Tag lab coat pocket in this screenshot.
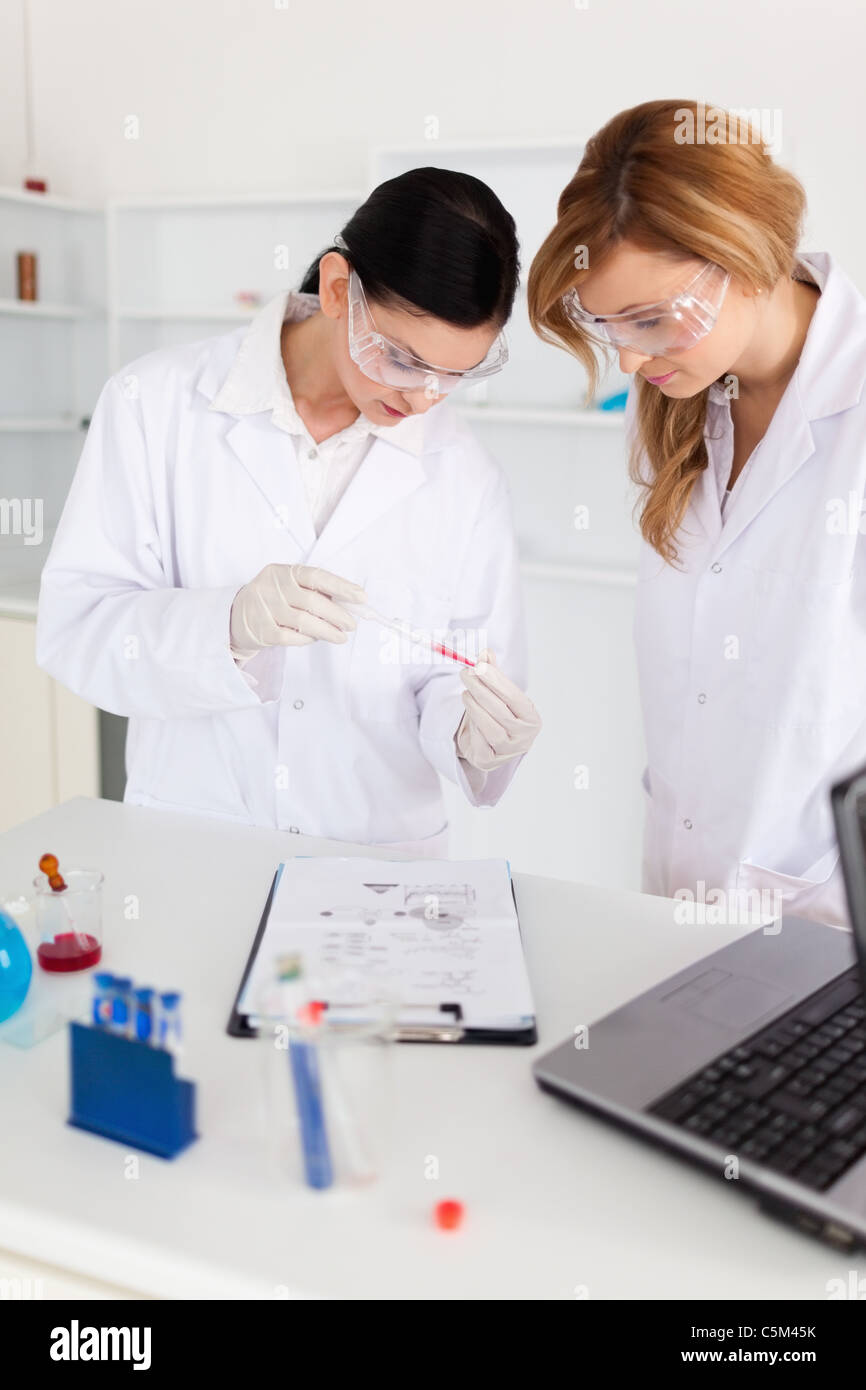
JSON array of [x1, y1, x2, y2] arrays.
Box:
[[736, 844, 841, 922]]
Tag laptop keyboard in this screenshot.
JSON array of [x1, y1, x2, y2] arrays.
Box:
[[649, 968, 866, 1191]]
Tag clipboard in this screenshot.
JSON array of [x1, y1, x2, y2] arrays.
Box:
[[227, 861, 537, 1045]]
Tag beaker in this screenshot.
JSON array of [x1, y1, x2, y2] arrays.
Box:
[[33, 868, 104, 972]]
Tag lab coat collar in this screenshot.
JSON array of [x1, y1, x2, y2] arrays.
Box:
[[706, 252, 866, 421], [201, 288, 428, 458], [219, 412, 429, 560], [306, 435, 429, 568], [195, 289, 464, 557], [221, 410, 316, 553], [702, 252, 866, 564]]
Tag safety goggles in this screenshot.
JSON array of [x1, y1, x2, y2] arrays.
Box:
[[335, 234, 508, 395], [562, 260, 731, 357]]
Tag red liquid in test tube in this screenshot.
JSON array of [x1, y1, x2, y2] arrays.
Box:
[[355, 606, 477, 667], [431, 642, 476, 668]]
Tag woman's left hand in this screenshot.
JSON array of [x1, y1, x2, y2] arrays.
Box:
[[455, 650, 541, 772]]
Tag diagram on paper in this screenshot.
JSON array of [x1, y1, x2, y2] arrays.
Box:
[[238, 858, 533, 1028]]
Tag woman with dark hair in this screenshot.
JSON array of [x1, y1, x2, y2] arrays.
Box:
[[37, 168, 541, 852]]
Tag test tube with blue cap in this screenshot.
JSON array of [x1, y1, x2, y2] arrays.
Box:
[[110, 977, 133, 1037], [134, 987, 156, 1043], [158, 991, 183, 1055], [92, 972, 115, 1029], [90, 972, 183, 1052]]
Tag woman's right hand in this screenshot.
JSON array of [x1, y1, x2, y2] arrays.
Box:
[[229, 563, 367, 661]]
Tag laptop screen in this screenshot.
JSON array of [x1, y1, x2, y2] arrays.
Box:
[[831, 766, 866, 975]]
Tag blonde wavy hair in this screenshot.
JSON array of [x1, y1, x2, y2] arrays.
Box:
[[527, 99, 807, 564]]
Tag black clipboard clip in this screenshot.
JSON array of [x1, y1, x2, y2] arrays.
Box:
[[313, 1000, 465, 1043], [388, 1002, 465, 1043]]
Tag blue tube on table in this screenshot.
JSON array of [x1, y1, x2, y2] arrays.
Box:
[[110, 977, 133, 1036], [134, 987, 155, 1043], [289, 1039, 333, 1190], [92, 972, 115, 1029], [158, 991, 183, 1054]]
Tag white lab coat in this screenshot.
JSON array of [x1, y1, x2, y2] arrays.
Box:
[[632, 251, 866, 929], [36, 323, 527, 853]]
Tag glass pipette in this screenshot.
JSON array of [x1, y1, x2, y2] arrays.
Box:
[[351, 604, 478, 668]]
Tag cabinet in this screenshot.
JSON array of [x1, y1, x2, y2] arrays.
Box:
[[0, 615, 98, 832]]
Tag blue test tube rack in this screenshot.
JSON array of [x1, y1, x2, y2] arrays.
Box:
[[67, 1021, 198, 1159]]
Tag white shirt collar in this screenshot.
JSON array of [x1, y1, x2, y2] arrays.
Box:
[[208, 289, 427, 456]]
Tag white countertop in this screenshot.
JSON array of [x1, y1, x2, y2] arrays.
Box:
[[0, 796, 853, 1299]]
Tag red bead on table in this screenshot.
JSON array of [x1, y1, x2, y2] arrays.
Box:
[[434, 1199, 464, 1231]]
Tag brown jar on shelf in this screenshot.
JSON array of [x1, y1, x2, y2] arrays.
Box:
[[17, 251, 38, 302]]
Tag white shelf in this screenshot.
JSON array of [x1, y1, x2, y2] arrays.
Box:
[[371, 134, 582, 159], [0, 415, 84, 432], [0, 298, 103, 320], [0, 525, 56, 618], [0, 586, 39, 619], [521, 559, 638, 588], [0, 186, 101, 214], [457, 404, 625, 428], [109, 191, 364, 210], [118, 305, 257, 322]]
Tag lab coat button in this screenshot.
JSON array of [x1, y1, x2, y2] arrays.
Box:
[[308, 448, 318, 460], [698, 692, 707, 704], [293, 699, 304, 710], [711, 562, 722, 573], [289, 826, 300, 834], [683, 819, 693, 830]]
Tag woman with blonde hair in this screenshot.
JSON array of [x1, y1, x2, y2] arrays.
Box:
[[529, 98, 866, 927]]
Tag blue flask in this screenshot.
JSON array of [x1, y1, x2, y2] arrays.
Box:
[[0, 908, 32, 1023]]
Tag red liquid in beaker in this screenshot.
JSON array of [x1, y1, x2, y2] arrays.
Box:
[[37, 932, 101, 972]]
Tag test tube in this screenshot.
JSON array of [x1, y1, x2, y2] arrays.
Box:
[[110, 976, 133, 1037], [92, 972, 115, 1029], [158, 991, 183, 1055], [351, 604, 477, 668], [133, 986, 155, 1044]]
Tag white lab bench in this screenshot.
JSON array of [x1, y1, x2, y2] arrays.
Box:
[[0, 797, 853, 1300]]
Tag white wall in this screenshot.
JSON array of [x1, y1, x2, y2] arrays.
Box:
[[1, 0, 861, 281], [0, 0, 862, 889]]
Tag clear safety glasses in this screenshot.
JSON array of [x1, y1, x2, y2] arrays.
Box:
[[335, 234, 508, 395], [562, 260, 731, 357]]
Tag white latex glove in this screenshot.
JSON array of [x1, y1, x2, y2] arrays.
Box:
[[229, 563, 367, 661], [455, 649, 541, 772]]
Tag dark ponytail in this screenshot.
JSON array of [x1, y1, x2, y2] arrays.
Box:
[[299, 167, 520, 328]]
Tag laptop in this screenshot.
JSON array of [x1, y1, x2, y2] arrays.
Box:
[[533, 763, 866, 1250]]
